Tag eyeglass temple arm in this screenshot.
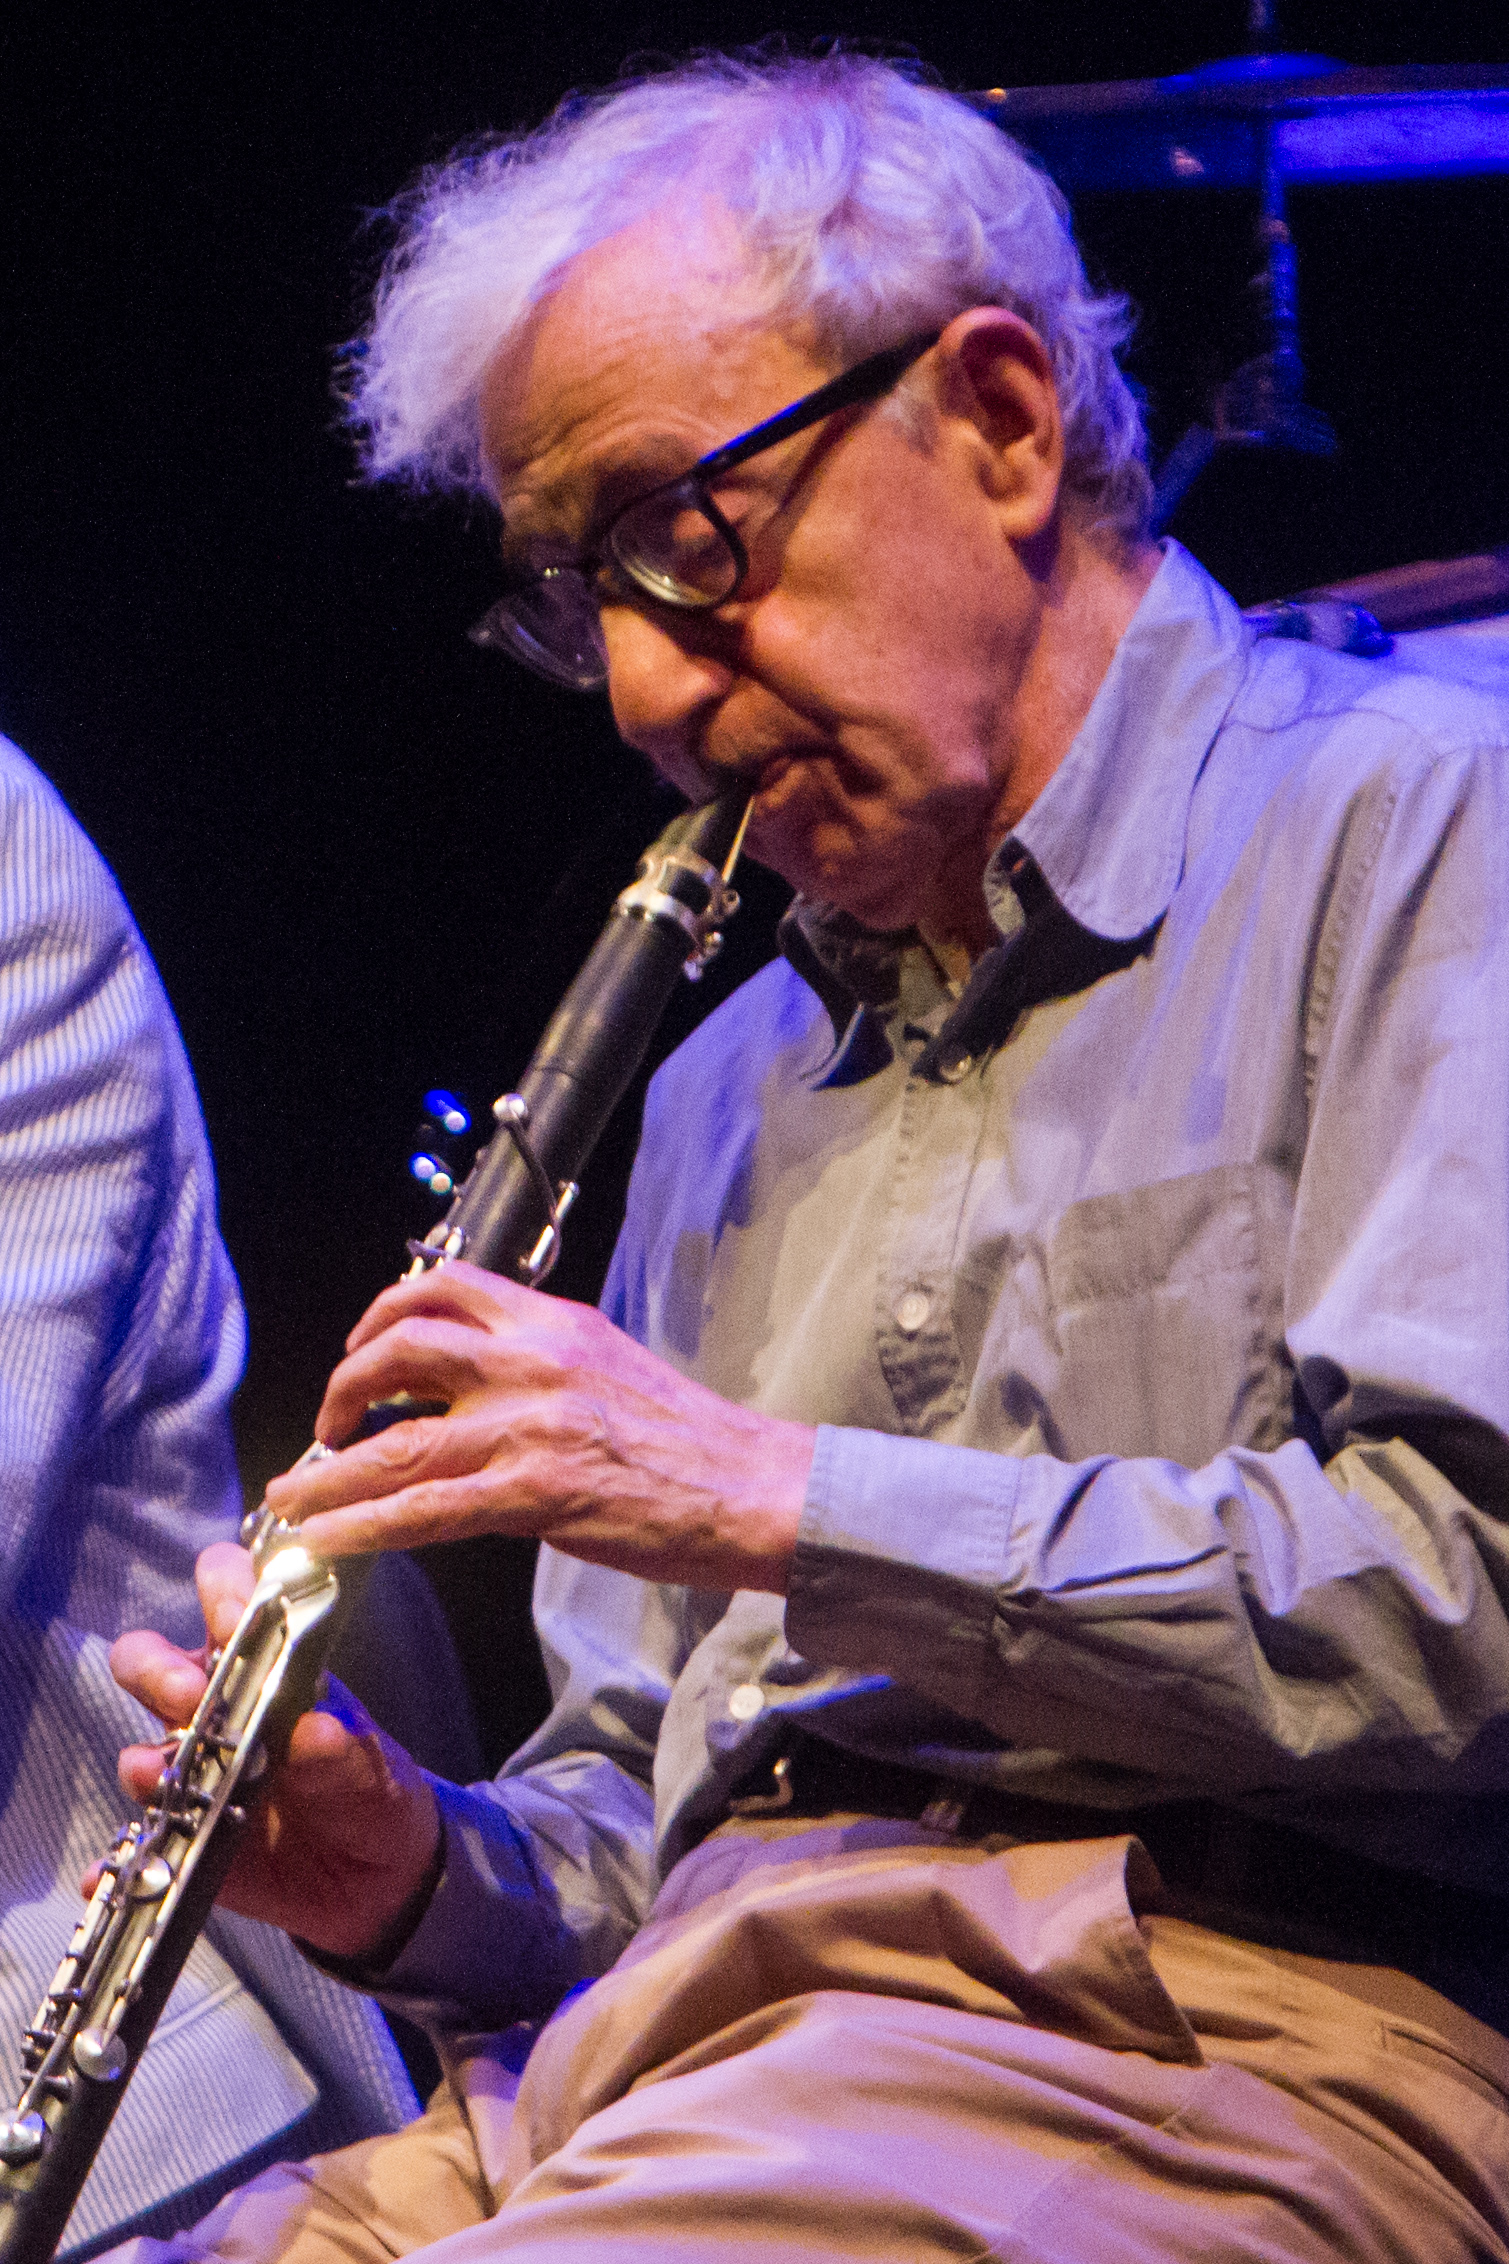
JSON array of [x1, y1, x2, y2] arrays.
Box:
[[692, 332, 941, 482]]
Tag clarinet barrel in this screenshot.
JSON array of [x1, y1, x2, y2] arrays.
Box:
[[420, 791, 749, 1283]]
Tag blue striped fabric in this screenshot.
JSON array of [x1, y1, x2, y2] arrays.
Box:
[[0, 736, 417, 2252]]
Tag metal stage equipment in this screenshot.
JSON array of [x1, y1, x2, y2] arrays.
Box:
[[974, 2, 1509, 533]]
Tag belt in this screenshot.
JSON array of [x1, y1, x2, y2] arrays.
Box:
[[724, 1733, 1509, 2031]]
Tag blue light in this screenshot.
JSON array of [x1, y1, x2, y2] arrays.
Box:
[[423, 1088, 471, 1136]]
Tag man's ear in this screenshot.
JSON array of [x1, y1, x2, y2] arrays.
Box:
[[932, 307, 1064, 542]]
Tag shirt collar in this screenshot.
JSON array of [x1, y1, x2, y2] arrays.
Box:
[[1000, 540, 1250, 942], [781, 540, 1251, 1048]]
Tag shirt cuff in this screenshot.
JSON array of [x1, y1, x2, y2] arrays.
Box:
[[785, 1424, 1022, 1721]]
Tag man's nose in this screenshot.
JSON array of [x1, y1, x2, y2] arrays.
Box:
[[602, 603, 736, 771]]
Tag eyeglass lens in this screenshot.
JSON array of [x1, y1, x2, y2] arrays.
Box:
[[471, 486, 742, 689], [609, 481, 743, 606], [469, 575, 608, 692]]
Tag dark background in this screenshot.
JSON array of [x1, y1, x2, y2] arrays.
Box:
[[2, 2, 1506, 1768]]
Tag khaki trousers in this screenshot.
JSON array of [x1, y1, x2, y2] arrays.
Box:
[[115, 1816, 1509, 2263]]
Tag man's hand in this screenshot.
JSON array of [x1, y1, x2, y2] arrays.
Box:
[[262, 1263, 816, 1594], [109, 1543, 442, 1963]]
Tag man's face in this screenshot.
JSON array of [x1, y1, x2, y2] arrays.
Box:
[[479, 210, 1048, 932]]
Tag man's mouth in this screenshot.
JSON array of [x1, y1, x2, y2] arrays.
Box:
[[678, 745, 800, 813], [749, 753, 795, 801]]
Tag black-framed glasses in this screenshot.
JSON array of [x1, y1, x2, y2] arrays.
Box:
[[469, 330, 940, 692]]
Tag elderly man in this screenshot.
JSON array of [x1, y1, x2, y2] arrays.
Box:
[[112, 50, 1509, 2264]]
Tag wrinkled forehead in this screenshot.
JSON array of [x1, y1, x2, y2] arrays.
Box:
[[477, 203, 822, 512]]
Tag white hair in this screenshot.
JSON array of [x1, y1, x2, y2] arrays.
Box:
[[343, 51, 1151, 541]]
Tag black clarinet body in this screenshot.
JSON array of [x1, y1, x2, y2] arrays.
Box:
[[0, 793, 749, 2264]]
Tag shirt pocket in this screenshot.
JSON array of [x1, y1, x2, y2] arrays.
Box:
[[1028, 1163, 1294, 1471]]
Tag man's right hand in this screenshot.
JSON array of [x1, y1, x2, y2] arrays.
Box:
[[109, 1541, 443, 1964]]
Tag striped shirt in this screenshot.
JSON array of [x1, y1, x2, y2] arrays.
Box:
[[0, 736, 415, 2249]]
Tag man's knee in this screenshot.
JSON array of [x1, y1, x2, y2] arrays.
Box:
[[100, 2084, 491, 2264]]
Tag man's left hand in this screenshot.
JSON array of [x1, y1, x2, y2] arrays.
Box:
[[264, 1263, 814, 1594]]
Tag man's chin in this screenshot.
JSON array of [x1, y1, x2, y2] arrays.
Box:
[[783, 872, 921, 935], [831, 897, 918, 935], [741, 810, 914, 925], [787, 865, 921, 933]]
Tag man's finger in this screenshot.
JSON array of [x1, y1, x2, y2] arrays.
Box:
[[111, 1630, 209, 1724], [269, 1411, 454, 1525], [343, 1260, 533, 1353], [195, 1540, 260, 1648], [272, 1379, 535, 1524], [306, 1316, 503, 1449], [276, 1705, 358, 1770], [117, 1738, 176, 1803], [288, 1463, 530, 1559]]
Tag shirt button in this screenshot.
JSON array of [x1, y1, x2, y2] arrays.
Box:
[[728, 1683, 765, 1722], [895, 1289, 931, 1334], [937, 1052, 974, 1083]]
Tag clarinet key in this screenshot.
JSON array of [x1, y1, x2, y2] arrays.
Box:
[[72, 2030, 127, 2084], [0, 2112, 46, 2164], [125, 1857, 173, 1901]]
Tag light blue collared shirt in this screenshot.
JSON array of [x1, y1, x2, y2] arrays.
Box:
[[381, 544, 1509, 2032]]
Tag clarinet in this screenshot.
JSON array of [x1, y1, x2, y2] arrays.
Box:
[[0, 792, 750, 2264]]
